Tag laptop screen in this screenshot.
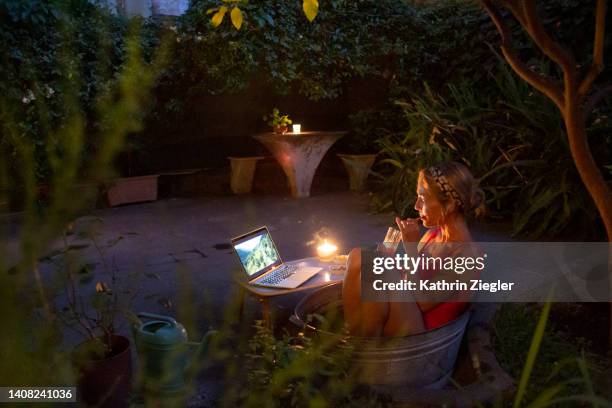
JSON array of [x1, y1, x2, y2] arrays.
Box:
[[232, 228, 281, 277]]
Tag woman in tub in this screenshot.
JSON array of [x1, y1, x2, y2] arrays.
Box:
[[342, 161, 485, 337]]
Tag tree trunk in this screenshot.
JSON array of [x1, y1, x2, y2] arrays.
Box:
[[481, 0, 612, 354], [564, 94, 612, 349], [564, 97, 612, 351], [563, 103, 612, 240]]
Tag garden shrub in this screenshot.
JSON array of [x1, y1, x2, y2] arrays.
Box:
[[493, 303, 606, 405], [2, 0, 611, 238], [0, 0, 159, 187], [220, 321, 385, 408], [375, 61, 611, 238], [175, 0, 430, 99]]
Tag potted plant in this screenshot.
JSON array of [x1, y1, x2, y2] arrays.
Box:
[[53, 224, 140, 407], [338, 110, 382, 192], [263, 108, 293, 135]]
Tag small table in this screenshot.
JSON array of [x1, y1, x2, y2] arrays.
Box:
[[252, 131, 346, 198], [234, 257, 346, 327]]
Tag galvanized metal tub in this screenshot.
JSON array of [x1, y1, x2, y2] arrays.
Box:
[[291, 283, 470, 390]]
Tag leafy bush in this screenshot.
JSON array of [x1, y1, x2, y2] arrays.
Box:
[[167, 0, 432, 100], [0, 0, 160, 184], [220, 321, 385, 408], [374, 60, 611, 238], [344, 109, 400, 154]]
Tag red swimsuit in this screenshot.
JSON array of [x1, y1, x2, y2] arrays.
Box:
[[417, 228, 471, 330]]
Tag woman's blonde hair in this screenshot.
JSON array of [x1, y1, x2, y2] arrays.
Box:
[[419, 161, 486, 218]]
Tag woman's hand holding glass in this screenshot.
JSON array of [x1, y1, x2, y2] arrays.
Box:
[[376, 227, 401, 256], [395, 216, 421, 243]]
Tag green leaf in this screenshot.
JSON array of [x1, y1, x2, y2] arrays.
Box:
[[230, 7, 243, 30], [211, 6, 228, 28], [524, 383, 566, 408], [303, 0, 319, 22], [513, 298, 552, 408], [378, 158, 404, 168], [514, 189, 561, 235]]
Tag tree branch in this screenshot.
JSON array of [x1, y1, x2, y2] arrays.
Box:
[[519, 1, 576, 74], [501, 0, 527, 27], [481, 0, 565, 109], [579, 0, 607, 98]]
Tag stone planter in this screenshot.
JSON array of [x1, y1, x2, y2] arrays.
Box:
[[107, 175, 159, 207], [228, 156, 265, 194], [338, 154, 377, 192]]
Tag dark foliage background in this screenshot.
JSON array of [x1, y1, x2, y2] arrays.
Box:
[[1, 0, 611, 237]]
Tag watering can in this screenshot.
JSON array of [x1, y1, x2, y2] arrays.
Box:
[[134, 313, 217, 396]]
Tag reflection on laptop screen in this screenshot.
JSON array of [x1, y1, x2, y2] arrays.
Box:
[[234, 229, 280, 276]]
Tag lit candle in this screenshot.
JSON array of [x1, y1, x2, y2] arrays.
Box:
[[292, 124, 301, 134], [317, 239, 338, 262], [324, 272, 331, 282]]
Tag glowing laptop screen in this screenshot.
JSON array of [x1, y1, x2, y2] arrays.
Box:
[[233, 229, 280, 276]]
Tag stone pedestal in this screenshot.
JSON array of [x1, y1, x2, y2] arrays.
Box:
[[253, 132, 345, 198]]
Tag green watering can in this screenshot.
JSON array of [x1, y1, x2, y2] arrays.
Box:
[[134, 313, 217, 396]]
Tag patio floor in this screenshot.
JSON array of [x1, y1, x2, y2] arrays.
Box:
[[3, 190, 512, 338], [51, 191, 399, 336]]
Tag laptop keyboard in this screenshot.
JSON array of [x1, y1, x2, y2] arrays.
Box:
[[259, 264, 298, 285]]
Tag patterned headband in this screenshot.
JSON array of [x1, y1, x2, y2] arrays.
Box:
[[426, 166, 464, 209]]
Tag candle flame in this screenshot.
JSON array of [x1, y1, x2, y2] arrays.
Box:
[[318, 239, 337, 252], [317, 239, 338, 261]]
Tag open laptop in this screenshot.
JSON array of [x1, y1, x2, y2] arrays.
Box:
[[231, 226, 322, 289]]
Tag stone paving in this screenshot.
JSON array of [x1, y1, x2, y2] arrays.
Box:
[[6, 191, 507, 326], [3, 190, 512, 335]]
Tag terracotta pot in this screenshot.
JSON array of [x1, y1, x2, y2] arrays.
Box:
[[337, 154, 377, 192], [273, 125, 289, 135], [73, 335, 132, 408], [107, 175, 159, 207]]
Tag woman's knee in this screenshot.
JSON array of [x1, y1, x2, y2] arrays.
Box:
[[346, 247, 361, 277], [343, 247, 362, 296]]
